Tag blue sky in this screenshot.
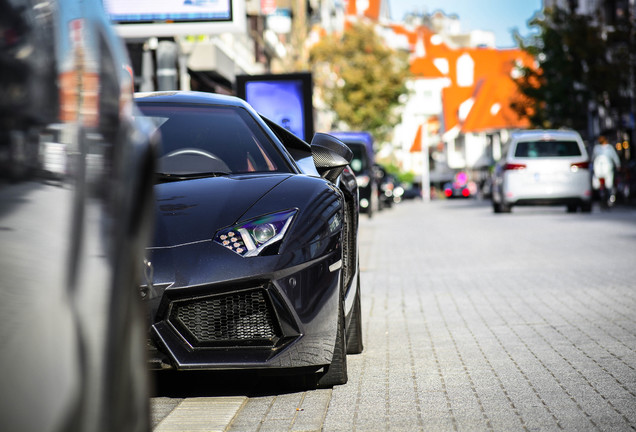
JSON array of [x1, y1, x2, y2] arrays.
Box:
[[389, 0, 543, 48]]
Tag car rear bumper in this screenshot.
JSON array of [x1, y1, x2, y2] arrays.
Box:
[[503, 173, 591, 206], [512, 196, 590, 207]]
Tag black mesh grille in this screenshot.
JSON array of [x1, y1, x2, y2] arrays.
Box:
[[169, 288, 281, 347]]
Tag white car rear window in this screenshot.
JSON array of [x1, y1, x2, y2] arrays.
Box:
[[514, 140, 582, 158]]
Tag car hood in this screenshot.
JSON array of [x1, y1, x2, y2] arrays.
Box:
[[151, 174, 292, 248]]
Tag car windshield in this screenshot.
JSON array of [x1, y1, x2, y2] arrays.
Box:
[[137, 103, 290, 175], [514, 140, 582, 158]]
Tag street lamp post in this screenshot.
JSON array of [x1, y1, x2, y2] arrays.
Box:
[[421, 116, 431, 201]]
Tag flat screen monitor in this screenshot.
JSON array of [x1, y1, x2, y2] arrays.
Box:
[[103, 0, 245, 37], [235, 73, 314, 142]]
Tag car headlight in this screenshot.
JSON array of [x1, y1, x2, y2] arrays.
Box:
[[214, 209, 297, 257]]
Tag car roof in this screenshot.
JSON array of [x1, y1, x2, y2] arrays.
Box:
[[510, 129, 583, 141], [134, 91, 250, 108]]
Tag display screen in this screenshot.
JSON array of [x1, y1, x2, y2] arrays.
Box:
[[245, 81, 306, 140], [236, 73, 314, 142], [102, 0, 244, 37], [104, 0, 232, 23]]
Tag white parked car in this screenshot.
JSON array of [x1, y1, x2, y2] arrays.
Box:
[[491, 129, 592, 213]]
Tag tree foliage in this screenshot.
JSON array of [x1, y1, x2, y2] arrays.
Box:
[[512, 5, 634, 136], [309, 23, 411, 143]]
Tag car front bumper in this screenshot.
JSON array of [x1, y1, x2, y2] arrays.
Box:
[[146, 247, 342, 372]]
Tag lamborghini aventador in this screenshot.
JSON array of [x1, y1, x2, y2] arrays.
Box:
[[135, 91, 363, 388]]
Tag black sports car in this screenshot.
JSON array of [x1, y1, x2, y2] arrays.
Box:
[[135, 91, 363, 387]]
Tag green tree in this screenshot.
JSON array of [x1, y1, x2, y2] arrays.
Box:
[[309, 23, 411, 143], [512, 5, 632, 138]]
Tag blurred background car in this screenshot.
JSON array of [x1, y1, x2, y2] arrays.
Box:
[[374, 163, 399, 208], [443, 171, 477, 199], [491, 129, 592, 213], [136, 91, 363, 389], [617, 159, 636, 205], [330, 131, 379, 217], [401, 183, 422, 200], [0, 1, 156, 431]]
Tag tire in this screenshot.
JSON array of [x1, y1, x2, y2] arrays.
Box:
[[494, 201, 511, 213], [581, 202, 592, 213], [316, 293, 348, 388], [566, 204, 577, 213], [346, 274, 363, 355]]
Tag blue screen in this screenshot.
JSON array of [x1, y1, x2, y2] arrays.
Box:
[[245, 80, 306, 140]]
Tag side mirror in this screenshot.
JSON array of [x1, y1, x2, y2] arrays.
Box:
[[311, 133, 353, 182]]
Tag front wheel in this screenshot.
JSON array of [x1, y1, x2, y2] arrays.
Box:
[[493, 201, 511, 213], [581, 202, 592, 213]]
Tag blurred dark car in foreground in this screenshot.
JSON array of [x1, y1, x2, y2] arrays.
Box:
[[0, 1, 156, 431], [136, 91, 363, 388], [491, 129, 592, 213]]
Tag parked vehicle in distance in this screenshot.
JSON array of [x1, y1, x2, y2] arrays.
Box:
[[0, 1, 156, 431], [491, 129, 592, 213], [330, 131, 379, 217], [135, 91, 363, 388], [617, 159, 636, 204], [375, 164, 398, 208], [443, 171, 477, 198], [401, 184, 422, 200]]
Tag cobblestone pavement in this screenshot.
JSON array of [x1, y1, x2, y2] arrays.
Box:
[[152, 200, 636, 431]]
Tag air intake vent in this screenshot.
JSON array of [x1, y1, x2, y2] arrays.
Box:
[[169, 288, 281, 347]]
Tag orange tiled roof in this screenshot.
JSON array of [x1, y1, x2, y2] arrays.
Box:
[[410, 57, 446, 78], [434, 47, 534, 133], [461, 75, 531, 132], [458, 48, 533, 132], [389, 24, 419, 47], [365, 0, 381, 20], [346, 0, 383, 20], [340, 8, 535, 134], [442, 85, 475, 131]]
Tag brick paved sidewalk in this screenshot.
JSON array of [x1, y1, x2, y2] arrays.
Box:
[[323, 200, 636, 431]]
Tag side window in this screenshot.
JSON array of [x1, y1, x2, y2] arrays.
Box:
[[261, 115, 311, 155]]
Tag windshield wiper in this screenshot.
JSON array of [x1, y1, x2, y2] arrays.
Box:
[[156, 171, 230, 183]]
